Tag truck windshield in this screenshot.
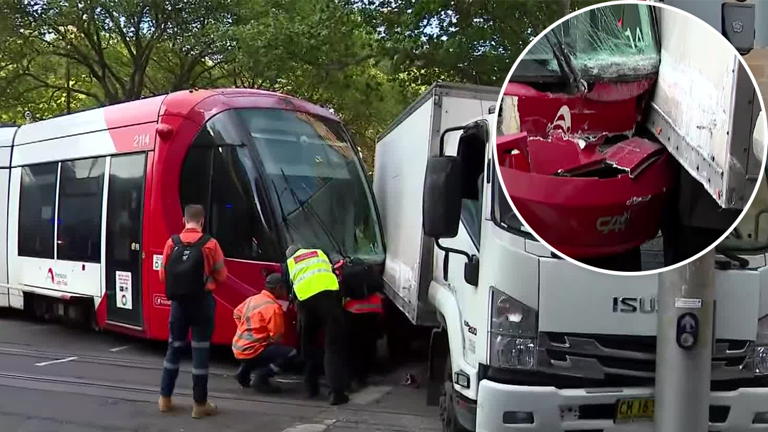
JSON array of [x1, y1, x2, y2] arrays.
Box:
[[237, 109, 384, 262], [514, 4, 659, 82]]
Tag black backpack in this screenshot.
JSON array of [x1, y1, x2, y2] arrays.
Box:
[[165, 234, 211, 301]]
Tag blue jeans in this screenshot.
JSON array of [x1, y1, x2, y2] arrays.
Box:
[[235, 344, 297, 386], [159, 293, 216, 404]]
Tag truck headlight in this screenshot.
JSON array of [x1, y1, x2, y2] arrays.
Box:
[[755, 315, 768, 375], [489, 287, 538, 369]]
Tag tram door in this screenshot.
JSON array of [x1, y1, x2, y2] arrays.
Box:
[[105, 153, 147, 328]]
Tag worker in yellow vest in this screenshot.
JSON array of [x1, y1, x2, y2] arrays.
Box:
[[283, 245, 349, 406]]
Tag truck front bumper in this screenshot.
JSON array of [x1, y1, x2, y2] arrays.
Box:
[[475, 379, 768, 432]]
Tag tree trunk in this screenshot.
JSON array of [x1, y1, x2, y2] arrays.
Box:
[[559, 0, 571, 17]]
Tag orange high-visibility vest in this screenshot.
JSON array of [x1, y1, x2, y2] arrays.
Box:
[[232, 291, 284, 359], [344, 292, 384, 314]]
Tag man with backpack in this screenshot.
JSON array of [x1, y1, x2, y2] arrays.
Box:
[[158, 204, 227, 419]]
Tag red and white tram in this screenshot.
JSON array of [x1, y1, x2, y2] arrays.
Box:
[[0, 88, 385, 346]]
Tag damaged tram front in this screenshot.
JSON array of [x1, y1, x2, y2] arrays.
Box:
[[497, 3, 749, 271]]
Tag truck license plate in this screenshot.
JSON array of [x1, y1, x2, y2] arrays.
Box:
[[615, 398, 654, 423]]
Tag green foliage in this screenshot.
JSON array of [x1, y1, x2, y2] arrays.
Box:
[[0, 0, 235, 112], [0, 0, 609, 166], [352, 0, 610, 86]]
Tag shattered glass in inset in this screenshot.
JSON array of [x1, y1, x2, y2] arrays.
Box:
[[520, 4, 660, 80]]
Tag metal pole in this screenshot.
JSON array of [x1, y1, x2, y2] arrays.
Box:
[[655, 249, 715, 432], [757, 0, 768, 48]]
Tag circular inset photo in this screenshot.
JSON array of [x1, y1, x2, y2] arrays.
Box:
[[494, 0, 768, 274]]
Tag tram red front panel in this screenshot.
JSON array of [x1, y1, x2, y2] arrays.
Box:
[[498, 81, 673, 259], [144, 93, 301, 347]]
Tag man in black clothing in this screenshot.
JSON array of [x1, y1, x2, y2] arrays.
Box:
[[283, 244, 349, 406]]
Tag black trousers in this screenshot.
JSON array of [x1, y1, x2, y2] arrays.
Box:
[[235, 344, 298, 386], [298, 290, 347, 395], [346, 311, 378, 384], [160, 293, 215, 404]]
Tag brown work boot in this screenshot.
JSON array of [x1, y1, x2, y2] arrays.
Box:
[[158, 396, 173, 413], [192, 401, 218, 419]]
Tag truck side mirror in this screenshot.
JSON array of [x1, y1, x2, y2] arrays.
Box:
[[423, 156, 463, 239]]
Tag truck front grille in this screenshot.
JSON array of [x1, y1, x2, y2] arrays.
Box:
[[538, 332, 754, 383]]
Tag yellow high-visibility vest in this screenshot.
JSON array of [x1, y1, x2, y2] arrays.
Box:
[[287, 249, 339, 301]]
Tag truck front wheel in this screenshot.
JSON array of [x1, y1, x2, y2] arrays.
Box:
[[439, 357, 470, 432]]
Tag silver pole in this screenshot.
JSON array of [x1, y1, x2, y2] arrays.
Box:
[[655, 249, 715, 432], [754, 0, 768, 48]]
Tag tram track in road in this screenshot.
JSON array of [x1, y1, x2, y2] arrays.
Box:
[[0, 319, 433, 420], [0, 343, 395, 400], [0, 369, 318, 409], [0, 369, 434, 419], [0, 343, 237, 377]]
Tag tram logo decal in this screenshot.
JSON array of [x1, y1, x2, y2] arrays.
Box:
[[46, 268, 68, 287], [153, 294, 171, 309]]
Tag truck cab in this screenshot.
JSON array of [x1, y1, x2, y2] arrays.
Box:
[[411, 103, 768, 432]]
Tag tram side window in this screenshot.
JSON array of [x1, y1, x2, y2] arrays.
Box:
[[179, 147, 213, 222], [209, 145, 281, 262], [18, 163, 59, 259], [57, 158, 106, 263], [179, 114, 282, 262]]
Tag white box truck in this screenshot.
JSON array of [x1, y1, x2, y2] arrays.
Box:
[[375, 82, 768, 432], [374, 83, 497, 328], [648, 1, 763, 210], [373, 4, 768, 431]]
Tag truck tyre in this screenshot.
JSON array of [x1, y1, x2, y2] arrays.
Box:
[[439, 357, 470, 432]]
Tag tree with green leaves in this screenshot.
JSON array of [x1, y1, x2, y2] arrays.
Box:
[[352, 0, 608, 86], [0, 0, 235, 109]]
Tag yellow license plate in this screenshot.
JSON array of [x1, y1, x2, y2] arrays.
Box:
[[615, 398, 654, 423]]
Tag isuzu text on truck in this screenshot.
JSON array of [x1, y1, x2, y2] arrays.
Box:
[[373, 3, 768, 431]]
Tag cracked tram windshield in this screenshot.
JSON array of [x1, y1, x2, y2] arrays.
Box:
[[517, 4, 660, 82], [241, 109, 384, 261]]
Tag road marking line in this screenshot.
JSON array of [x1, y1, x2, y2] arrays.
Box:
[[109, 345, 130, 352], [275, 378, 303, 384], [349, 385, 392, 405], [281, 420, 335, 432], [35, 357, 78, 367]]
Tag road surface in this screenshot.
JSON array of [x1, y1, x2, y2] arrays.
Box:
[[0, 310, 439, 432]]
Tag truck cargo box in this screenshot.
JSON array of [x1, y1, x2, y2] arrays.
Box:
[[647, 5, 764, 209], [373, 83, 497, 325]]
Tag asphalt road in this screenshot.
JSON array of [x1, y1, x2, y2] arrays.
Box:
[[0, 309, 439, 432]]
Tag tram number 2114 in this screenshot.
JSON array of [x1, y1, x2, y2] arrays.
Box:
[[133, 133, 151, 148]]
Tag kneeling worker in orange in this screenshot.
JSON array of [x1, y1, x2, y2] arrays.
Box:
[[232, 273, 297, 393]]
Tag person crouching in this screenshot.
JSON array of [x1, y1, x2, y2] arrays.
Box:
[[232, 273, 297, 393]]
